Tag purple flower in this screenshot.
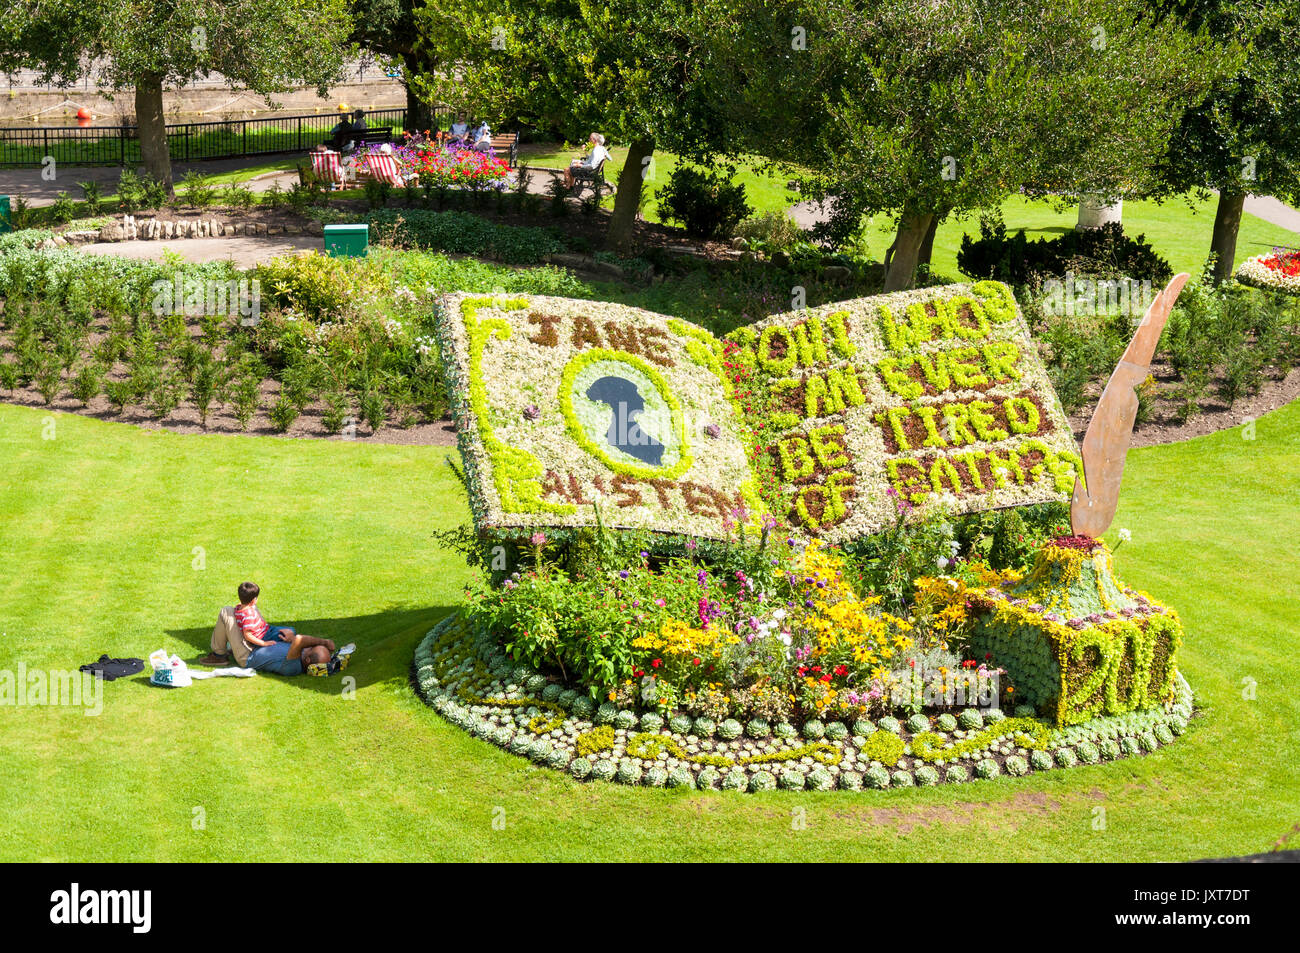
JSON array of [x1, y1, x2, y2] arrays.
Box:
[[703, 423, 721, 438], [619, 570, 629, 579], [522, 404, 541, 421]]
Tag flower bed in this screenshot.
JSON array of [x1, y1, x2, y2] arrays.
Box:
[[434, 283, 1081, 545], [373, 133, 512, 191], [723, 280, 1083, 540], [413, 612, 1193, 792], [426, 287, 1192, 792], [1235, 249, 1300, 295], [435, 293, 760, 540]]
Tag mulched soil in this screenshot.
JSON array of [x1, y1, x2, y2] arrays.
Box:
[[1067, 356, 1300, 447], [20, 198, 1300, 448]]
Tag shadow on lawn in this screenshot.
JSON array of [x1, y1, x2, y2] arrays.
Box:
[[165, 604, 459, 693]]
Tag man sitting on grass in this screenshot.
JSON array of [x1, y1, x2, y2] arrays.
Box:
[[202, 582, 351, 677]]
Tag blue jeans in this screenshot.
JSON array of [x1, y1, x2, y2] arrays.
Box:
[[247, 630, 302, 676]]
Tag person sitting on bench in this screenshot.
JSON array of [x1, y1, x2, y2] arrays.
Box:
[[449, 113, 469, 144], [328, 115, 355, 152], [564, 133, 611, 188]]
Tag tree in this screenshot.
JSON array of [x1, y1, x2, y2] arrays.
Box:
[[0, 0, 353, 191], [1156, 0, 1300, 281], [414, 0, 724, 251], [350, 0, 438, 133], [694, 0, 1227, 290]]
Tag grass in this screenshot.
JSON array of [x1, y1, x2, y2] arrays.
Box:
[[521, 142, 1299, 278], [889, 193, 1300, 283], [1, 394, 1297, 861]]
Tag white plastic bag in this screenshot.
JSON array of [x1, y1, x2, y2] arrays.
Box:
[[149, 649, 192, 688]]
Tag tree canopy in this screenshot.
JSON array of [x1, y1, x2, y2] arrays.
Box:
[[692, 0, 1229, 288], [1155, 0, 1300, 279], [0, 0, 353, 188], [414, 0, 726, 250]]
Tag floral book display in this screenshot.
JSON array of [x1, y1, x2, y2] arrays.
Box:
[[435, 282, 1081, 541], [418, 280, 1195, 793]]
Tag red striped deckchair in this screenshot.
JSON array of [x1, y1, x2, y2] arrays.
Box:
[[365, 152, 406, 187], [311, 148, 344, 188]]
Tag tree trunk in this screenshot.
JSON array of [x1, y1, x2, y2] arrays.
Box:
[[402, 53, 433, 133], [606, 137, 654, 254], [883, 209, 936, 291], [1210, 190, 1246, 283], [135, 74, 172, 193], [917, 212, 941, 269]]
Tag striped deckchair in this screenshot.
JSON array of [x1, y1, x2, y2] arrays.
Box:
[[365, 152, 406, 187], [311, 148, 344, 189]]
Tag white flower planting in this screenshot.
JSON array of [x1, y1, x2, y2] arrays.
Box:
[[1235, 252, 1300, 295]]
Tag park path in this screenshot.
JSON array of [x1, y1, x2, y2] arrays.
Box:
[[77, 234, 320, 267], [0, 156, 304, 206], [1243, 195, 1300, 234]]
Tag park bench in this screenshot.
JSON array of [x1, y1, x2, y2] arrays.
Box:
[[570, 157, 612, 198], [489, 132, 519, 168], [325, 126, 393, 151]]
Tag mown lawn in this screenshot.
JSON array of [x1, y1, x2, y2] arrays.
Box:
[[0, 398, 1296, 862], [521, 142, 1299, 278]]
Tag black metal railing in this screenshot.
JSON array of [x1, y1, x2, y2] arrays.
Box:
[[0, 108, 455, 167]]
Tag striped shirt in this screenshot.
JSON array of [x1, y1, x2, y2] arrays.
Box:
[[234, 602, 269, 642]]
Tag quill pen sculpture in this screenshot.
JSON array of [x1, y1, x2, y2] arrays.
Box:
[[1070, 273, 1190, 538]]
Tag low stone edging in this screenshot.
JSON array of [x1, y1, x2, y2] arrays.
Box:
[[39, 215, 325, 248]]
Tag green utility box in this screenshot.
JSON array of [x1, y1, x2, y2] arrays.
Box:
[[324, 223, 368, 257], [0, 196, 11, 234]]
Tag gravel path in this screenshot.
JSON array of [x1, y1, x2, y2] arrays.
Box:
[[0, 156, 301, 207], [76, 234, 321, 267]]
